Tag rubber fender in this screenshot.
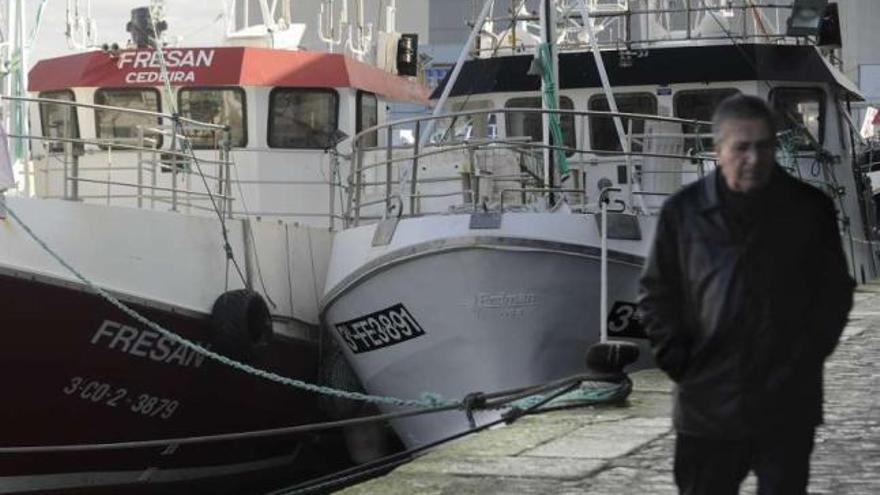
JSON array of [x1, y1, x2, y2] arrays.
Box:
[[318, 342, 368, 419], [210, 289, 273, 362], [586, 340, 640, 373]]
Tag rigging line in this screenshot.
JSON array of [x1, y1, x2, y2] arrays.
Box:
[[146, 6, 248, 289], [436, 0, 526, 142], [229, 153, 278, 308]]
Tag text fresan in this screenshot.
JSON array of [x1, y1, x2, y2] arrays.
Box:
[[115, 49, 215, 85], [91, 320, 207, 368]]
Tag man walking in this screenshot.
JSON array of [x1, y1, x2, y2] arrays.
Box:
[[638, 94, 855, 495]]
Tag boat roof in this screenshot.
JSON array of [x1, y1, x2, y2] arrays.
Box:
[[29, 46, 430, 105], [432, 44, 864, 101]]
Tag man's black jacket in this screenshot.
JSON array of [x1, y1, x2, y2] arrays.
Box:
[[638, 167, 855, 439]]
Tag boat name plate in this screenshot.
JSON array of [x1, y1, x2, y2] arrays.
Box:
[[469, 212, 502, 230]]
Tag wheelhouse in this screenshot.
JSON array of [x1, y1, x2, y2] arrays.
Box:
[[26, 46, 429, 228]]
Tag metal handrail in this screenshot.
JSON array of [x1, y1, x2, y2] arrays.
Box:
[[470, 1, 797, 55], [14, 95, 342, 225], [346, 108, 716, 225], [351, 107, 711, 146], [71, 177, 234, 201]]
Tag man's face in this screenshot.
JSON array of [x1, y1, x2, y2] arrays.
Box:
[[715, 118, 776, 193]]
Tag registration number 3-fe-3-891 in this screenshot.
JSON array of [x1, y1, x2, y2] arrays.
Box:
[[334, 303, 426, 354], [62, 376, 180, 420]]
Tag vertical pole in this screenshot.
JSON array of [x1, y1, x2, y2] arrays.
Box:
[[600, 196, 608, 343], [686, 0, 691, 40], [224, 130, 233, 219], [14, 0, 28, 195], [150, 145, 158, 210], [171, 121, 178, 212], [329, 151, 335, 230], [137, 126, 144, 208], [63, 140, 71, 199], [470, 144, 479, 209], [410, 120, 421, 215], [385, 122, 393, 212], [72, 146, 79, 201], [626, 118, 634, 208], [353, 140, 364, 226]]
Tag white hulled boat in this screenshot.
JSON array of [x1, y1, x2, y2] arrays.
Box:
[[321, 0, 880, 447]]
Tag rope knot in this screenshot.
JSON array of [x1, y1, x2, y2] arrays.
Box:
[[461, 391, 487, 428]]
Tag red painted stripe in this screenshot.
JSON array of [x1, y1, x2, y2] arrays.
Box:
[[28, 47, 430, 105]]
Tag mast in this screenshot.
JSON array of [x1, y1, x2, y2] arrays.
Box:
[[3, 0, 28, 195], [420, 0, 495, 148], [540, 0, 558, 192]]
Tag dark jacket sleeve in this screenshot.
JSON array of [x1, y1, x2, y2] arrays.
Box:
[[806, 196, 855, 360], [638, 202, 691, 382]]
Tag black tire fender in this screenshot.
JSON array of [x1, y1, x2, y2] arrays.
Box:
[[209, 289, 273, 362]]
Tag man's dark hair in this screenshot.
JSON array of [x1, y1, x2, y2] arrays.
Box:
[[712, 94, 778, 146]]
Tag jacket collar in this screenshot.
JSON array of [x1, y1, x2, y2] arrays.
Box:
[[698, 165, 784, 213]]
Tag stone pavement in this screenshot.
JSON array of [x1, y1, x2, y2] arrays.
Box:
[[338, 283, 880, 494]]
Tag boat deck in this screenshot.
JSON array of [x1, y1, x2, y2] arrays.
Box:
[[336, 282, 880, 495]]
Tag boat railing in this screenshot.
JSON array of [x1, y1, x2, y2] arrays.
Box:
[[346, 107, 716, 226], [473, 0, 810, 56], [3, 96, 345, 225]]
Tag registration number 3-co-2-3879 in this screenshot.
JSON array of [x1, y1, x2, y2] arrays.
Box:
[[62, 376, 180, 420]]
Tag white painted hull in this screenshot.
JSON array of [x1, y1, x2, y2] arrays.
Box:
[[322, 213, 655, 447]]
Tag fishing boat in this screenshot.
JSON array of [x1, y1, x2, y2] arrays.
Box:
[[321, 0, 880, 448], [0, 1, 426, 492]]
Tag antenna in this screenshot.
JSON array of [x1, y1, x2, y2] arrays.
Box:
[[65, 0, 98, 50], [225, 0, 304, 49], [318, 0, 345, 52]]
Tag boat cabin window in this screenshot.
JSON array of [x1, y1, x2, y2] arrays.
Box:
[[38, 90, 80, 153], [178, 87, 247, 149], [588, 93, 657, 152], [268, 88, 339, 149], [430, 100, 496, 143], [674, 88, 740, 152], [94, 88, 162, 148], [356, 91, 378, 148], [770, 88, 825, 151], [505, 96, 575, 156]]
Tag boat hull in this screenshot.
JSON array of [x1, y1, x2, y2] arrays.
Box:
[[0, 270, 344, 494], [322, 234, 651, 447]]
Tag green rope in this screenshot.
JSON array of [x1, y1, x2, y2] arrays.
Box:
[[537, 43, 570, 177], [509, 379, 629, 410], [2, 201, 455, 410]]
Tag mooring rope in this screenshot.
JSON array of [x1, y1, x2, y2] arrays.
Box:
[[3, 202, 453, 409]]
